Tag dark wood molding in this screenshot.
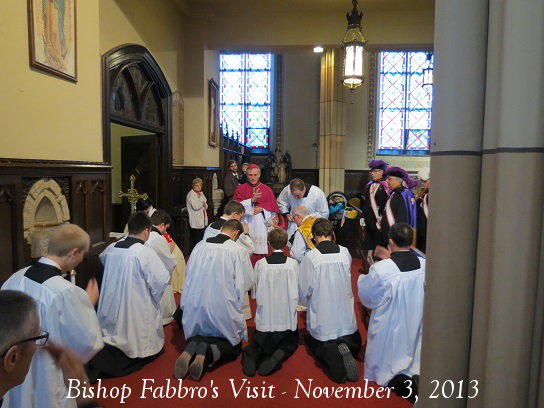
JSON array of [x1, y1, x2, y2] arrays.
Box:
[[102, 44, 174, 223], [0, 158, 111, 169], [173, 166, 220, 171]]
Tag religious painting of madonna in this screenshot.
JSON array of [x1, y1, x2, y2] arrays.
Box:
[[28, 0, 77, 82]]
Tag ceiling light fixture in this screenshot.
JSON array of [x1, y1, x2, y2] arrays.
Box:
[[422, 52, 434, 90], [342, 0, 366, 92]]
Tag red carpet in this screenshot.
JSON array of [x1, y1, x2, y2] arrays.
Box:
[[94, 258, 411, 407]]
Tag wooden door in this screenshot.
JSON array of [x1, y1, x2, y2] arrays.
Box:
[[121, 135, 160, 223]]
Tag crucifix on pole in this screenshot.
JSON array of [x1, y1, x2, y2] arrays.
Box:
[[119, 174, 149, 214]]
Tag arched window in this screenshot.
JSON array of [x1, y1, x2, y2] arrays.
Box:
[[377, 51, 433, 155], [219, 53, 272, 149]]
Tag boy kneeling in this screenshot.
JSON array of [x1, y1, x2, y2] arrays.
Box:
[[242, 228, 300, 376], [299, 219, 361, 383]]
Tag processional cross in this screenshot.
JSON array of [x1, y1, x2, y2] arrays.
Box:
[[119, 174, 149, 214]]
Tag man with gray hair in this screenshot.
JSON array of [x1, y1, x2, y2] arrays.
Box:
[[0, 290, 101, 408], [380, 167, 418, 247], [0, 290, 41, 404], [277, 178, 328, 239], [1, 224, 103, 408], [233, 164, 280, 261], [288, 206, 317, 263]]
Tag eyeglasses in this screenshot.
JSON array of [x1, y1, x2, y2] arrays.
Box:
[[0, 330, 49, 358]]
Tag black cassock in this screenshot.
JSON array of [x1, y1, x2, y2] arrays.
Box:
[[416, 190, 429, 253], [380, 187, 408, 245], [362, 181, 389, 250]]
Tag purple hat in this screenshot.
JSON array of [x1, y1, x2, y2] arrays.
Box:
[[368, 160, 388, 171], [385, 166, 418, 189]]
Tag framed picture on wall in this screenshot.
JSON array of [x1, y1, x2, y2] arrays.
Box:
[[208, 78, 219, 147], [28, 0, 78, 82]]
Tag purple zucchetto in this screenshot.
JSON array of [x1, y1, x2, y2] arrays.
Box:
[[368, 160, 388, 171], [385, 166, 418, 189]]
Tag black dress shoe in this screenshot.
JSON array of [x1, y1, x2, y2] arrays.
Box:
[[242, 356, 256, 377], [258, 350, 285, 376], [174, 341, 197, 379], [189, 343, 208, 381]]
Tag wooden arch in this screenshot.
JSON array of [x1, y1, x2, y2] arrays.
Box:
[[102, 44, 173, 211]]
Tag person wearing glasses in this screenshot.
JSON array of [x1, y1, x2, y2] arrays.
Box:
[[1, 224, 103, 408], [0, 290, 101, 408]]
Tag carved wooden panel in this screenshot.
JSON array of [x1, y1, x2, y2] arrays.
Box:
[[111, 72, 138, 120], [110, 64, 165, 129], [0, 184, 17, 284], [0, 165, 111, 286], [142, 85, 162, 126], [70, 174, 110, 287], [172, 91, 184, 166], [344, 170, 370, 199], [292, 169, 319, 187]]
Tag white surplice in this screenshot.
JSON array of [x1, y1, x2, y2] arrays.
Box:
[[288, 216, 314, 263], [202, 221, 255, 319], [298, 243, 358, 341], [203, 217, 256, 255], [181, 235, 256, 345], [358, 256, 426, 386], [98, 238, 170, 358], [240, 198, 274, 254], [254, 252, 299, 332], [277, 184, 329, 238], [146, 230, 177, 325], [2, 258, 103, 408]]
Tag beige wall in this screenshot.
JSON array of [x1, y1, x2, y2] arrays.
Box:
[[99, 0, 185, 93], [208, 9, 434, 51], [110, 123, 153, 204], [0, 0, 102, 161], [182, 18, 220, 167], [282, 53, 321, 169]]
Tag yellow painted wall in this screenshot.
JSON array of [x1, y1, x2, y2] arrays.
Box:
[[99, 0, 185, 93], [0, 0, 102, 161], [208, 9, 434, 51], [182, 18, 220, 167]]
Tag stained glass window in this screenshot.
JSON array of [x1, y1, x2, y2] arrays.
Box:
[[220, 53, 272, 149], [377, 51, 433, 155]]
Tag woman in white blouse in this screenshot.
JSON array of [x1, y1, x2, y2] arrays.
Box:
[[186, 178, 208, 250]]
